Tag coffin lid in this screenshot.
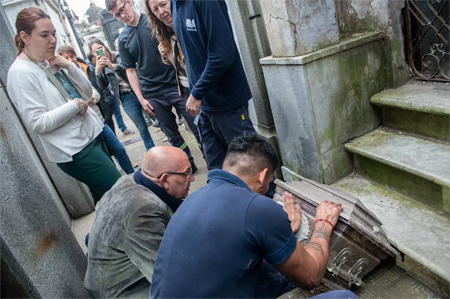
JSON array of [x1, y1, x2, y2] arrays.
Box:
[[277, 167, 398, 257]]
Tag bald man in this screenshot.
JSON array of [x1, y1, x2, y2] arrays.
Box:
[[84, 146, 195, 298]]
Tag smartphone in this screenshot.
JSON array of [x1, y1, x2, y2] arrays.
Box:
[[95, 48, 104, 57]]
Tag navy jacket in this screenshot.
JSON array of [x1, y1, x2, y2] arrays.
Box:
[[172, 0, 252, 112]]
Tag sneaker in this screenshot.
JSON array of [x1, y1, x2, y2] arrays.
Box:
[[122, 129, 135, 135], [177, 118, 184, 125], [162, 137, 168, 142], [132, 162, 138, 168], [191, 162, 198, 174]]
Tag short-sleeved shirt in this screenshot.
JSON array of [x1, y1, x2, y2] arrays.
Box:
[[118, 14, 177, 98], [150, 169, 297, 298]]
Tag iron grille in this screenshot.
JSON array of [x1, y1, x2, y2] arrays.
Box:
[[405, 0, 450, 82]]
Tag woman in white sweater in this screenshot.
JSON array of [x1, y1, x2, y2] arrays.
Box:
[[7, 7, 121, 204]]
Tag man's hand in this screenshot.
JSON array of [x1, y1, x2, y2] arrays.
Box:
[[47, 54, 72, 69], [186, 94, 202, 116], [139, 98, 156, 117], [315, 200, 343, 228], [283, 193, 302, 233]]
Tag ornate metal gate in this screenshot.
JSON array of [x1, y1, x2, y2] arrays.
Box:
[[405, 0, 449, 82]]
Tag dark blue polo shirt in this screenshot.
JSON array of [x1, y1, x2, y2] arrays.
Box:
[[171, 0, 252, 112], [150, 169, 297, 298]]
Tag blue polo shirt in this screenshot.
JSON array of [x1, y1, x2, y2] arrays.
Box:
[[150, 169, 297, 298]]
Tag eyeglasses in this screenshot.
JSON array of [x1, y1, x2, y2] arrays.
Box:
[[114, 1, 127, 19], [156, 167, 193, 179]]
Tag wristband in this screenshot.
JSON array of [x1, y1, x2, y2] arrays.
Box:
[[316, 218, 335, 230]]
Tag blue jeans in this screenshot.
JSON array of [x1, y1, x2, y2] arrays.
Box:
[[309, 290, 358, 299], [121, 93, 155, 151], [255, 260, 358, 299], [102, 124, 134, 174], [112, 96, 127, 132]]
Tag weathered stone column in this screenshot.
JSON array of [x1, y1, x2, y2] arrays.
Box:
[[0, 4, 91, 297], [226, 0, 275, 133], [260, 0, 340, 57]]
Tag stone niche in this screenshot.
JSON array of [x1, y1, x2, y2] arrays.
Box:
[[260, 31, 392, 184], [274, 167, 397, 292]]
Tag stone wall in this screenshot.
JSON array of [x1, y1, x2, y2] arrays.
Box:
[[261, 32, 389, 183], [257, 0, 409, 184]]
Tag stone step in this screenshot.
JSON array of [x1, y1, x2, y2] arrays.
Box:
[[332, 174, 450, 297], [371, 82, 450, 141], [345, 128, 450, 213]]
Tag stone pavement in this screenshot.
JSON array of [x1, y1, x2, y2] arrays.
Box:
[[72, 105, 208, 253]]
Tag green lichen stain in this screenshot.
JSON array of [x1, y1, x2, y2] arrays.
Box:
[[306, 39, 391, 182], [387, 37, 410, 87]]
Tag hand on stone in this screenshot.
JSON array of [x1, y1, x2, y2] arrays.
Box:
[[315, 200, 343, 228], [283, 192, 302, 233]]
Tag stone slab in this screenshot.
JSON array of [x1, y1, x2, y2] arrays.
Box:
[[260, 31, 386, 65], [371, 81, 450, 115], [346, 128, 450, 187], [332, 174, 450, 296]]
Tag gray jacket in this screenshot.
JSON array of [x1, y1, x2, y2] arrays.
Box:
[[84, 175, 174, 298]]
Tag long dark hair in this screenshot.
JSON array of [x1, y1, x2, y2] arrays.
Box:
[[14, 7, 50, 55], [144, 2, 172, 52], [88, 38, 117, 63]]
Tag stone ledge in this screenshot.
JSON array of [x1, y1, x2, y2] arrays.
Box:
[[371, 82, 450, 115], [332, 174, 450, 295], [345, 128, 450, 188], [260, 30, 387, 65]]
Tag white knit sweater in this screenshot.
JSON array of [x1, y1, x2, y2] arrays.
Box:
[[7, 57, 104, 163]]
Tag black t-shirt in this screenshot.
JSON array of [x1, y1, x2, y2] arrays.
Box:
[[118, 14, 177, 98]]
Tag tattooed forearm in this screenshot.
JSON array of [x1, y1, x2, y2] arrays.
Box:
[[314, 224, 330, 241], [305, 242, 324, 256]]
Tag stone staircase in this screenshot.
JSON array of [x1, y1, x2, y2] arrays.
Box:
[[332, 80, 450, 297]]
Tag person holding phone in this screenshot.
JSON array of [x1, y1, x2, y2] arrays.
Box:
[[8, 7, 122, 204], [58, 45, 138, 174], [90, 38, 155, 151]]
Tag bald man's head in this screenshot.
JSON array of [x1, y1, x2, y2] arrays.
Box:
[[141, 146, 195, 199], [142, 146, 187, 177]]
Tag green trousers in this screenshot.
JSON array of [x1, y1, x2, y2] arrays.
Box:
[[57, 135, 122, 205]]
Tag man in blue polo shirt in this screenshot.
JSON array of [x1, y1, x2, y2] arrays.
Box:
[[171, 0, 257, 169], [150, 133, 358, 298]]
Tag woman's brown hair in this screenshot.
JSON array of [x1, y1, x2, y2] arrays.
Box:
[[14, 7, 50, 55], [144, 1, 172, 52], [88, 38, 117, 63]]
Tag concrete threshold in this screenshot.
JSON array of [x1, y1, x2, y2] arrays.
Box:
[[332, 174, 450, 286], [346, 128, 450, 187]]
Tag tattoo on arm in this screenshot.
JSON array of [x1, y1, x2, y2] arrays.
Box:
[[314, 224, 330, 241], [305, 242, 324, 256]]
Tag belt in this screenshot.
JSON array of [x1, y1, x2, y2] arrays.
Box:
[[119, 89, 134, 96]]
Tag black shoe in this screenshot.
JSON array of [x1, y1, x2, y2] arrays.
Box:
[[191, 162, 198, 174]]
